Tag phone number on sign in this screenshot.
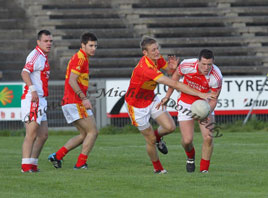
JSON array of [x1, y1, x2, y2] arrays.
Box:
[[216, 99, 235, 108]]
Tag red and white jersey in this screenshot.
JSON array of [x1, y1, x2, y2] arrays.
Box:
[[178, 58, 222, 104], [21, 46, 50, 99]]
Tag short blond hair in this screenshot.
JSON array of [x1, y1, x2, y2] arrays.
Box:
[[140, 36, 157, 51]]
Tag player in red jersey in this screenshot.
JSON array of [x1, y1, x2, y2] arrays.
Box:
[[48, 32, 98, 169], [160, 49, 222, 173], [125, 36, 216, 174], [21, 30, 52, 172]]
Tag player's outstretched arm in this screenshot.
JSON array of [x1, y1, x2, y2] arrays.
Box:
[[165, 69, 181, 99], [156, 75, 216, 100], [155, 69, 181, 110]]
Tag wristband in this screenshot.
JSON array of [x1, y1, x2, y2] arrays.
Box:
[[76, 90, 82, 95], [29, 85, 36, 92], [76, 90, 84, 99]]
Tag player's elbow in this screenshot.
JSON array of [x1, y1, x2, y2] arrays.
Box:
[[68, 77, 75, 88], [173, 81, 183, 91], [155, 76, 165, 84], [21, 70, 28, 80], [21, 70, 26, 77]]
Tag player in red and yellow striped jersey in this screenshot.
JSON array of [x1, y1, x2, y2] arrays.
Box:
[[62, 49, 90, 105], [48, 33, 98, 170], [125, 55, 167, 108], [125, 36, 216, 174]]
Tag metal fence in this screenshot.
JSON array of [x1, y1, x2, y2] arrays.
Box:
[[41, 80, 109, 129], [0, 80, 108, 131], [110, 114, 268, 128]]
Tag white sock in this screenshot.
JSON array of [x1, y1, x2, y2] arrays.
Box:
[[22, 158, 32, 164], [30, 158, 38, 165]]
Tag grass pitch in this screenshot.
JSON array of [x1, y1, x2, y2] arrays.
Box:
[[0, 131, 268, 198]]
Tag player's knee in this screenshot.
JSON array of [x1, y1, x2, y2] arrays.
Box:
[[182, 138, 193, 146], [84, 128, 98, 140], [203, 135, 213, 145], [88, 127, 98, 135], [167, 123, 176, 132], [25, 132, 37, 141], [40, 133, 48, 141], [92, 129, 99, 138], [77, 131, 86, 141], [147, 135, 157, 145]]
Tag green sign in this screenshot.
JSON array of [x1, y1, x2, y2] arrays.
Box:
[[0, 84, 23, 108]]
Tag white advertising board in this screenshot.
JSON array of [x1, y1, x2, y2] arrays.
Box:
[[100, 76, 268, 117]]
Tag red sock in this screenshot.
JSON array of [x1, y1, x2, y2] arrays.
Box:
[[185, 147, 195, 159], [152, 160, 164, 171], [21, 164, 32, 172], [32, 165, 38, 172], [75, 153, 88, 167], [154, 130, 161, 142], [200, 158, 210, 171], [56, 146, 68, 160]]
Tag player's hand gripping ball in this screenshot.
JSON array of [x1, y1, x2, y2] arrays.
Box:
[[190, 100, 211, 120]]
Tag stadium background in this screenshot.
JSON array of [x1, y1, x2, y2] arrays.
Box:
[[0, 0, 268, 130]]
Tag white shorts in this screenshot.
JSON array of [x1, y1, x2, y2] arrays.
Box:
[[125, 97, 166, 131], [62, 103, 93, 124], [21, 96, 47, 125], [177, 100, 214, 121]]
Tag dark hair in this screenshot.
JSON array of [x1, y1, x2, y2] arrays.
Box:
[[140, 36, 157, 51], [81, 32, 98, 45], [37, 30, 51, 40], [198, 49, 214, 60]]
